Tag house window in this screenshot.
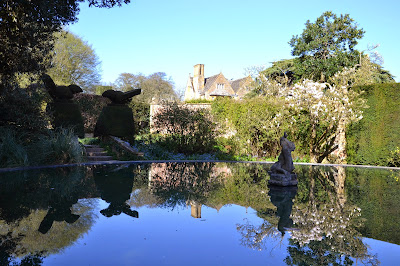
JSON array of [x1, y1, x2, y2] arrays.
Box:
[[217, 84, 224, 90]]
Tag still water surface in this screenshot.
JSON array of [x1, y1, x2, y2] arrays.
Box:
[[1, 162, 400, 265]]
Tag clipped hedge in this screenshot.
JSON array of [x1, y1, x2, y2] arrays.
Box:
[[346, 83, 400, 166]]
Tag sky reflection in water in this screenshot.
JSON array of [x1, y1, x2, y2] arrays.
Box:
[[1, 162, 400, 265]]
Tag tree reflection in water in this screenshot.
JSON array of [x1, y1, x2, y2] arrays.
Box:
[[0, 167, 99, 265], [286, 166, 378, 265], [235, 165, 379, 265], [147, 162, 226, 212]]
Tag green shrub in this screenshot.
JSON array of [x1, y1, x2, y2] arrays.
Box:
[[0, 128, 29, 167], [0, 81, 50, 134], [347, 83, 400, 166], [35, 128, 84, 164], [388, 147, 400, 167], [0, 127, 83, 167], [128, 100, 150, 134], [211, 97, 294, 158], [152, 103, 216, 154]]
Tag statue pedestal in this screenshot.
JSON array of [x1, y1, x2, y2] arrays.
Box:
[[94, 104, 135, 138], [268, 172, 298, 186], [47, 102, 84, 138]]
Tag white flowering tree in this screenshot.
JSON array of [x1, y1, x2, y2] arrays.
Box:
[[259, 78, 367, 163]]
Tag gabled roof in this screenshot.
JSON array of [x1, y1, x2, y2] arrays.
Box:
[[203, 74, 220, 92], [230, 76, 251, 93]]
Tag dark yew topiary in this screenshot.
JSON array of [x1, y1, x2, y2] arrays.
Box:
[[94, 104, 136, 139]]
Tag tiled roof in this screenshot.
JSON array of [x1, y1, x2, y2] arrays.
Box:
[[230, 77, 249, 93], [203, 74, 219, 92]]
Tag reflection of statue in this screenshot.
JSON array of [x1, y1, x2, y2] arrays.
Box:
[[102, 89, 141, 105], [268, 185, 297, 235], [269, 132, 298, 186], [94, 167, 139, 219], [42, 74, 83, 102], [38, 205, 80, 234], [38, 191, 80, 234]]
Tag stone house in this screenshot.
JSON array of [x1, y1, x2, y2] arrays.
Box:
[[184, 64, 252, 101]]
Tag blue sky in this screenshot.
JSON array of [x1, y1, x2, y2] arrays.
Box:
[[68, 0, 400, 93]]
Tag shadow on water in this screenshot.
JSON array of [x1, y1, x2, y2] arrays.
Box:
[[0, 162, 399, 265]]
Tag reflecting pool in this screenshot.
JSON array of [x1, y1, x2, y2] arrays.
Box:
[[1, 162, 400, 265]]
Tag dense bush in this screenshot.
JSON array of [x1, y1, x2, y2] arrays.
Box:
[[211, 97, 292, 158], [0, 81, 50, 134], [388, 147, 400, 167], [152, 103, 216, 154], [74, 93, 110, 133], [0, 128, 29, 167], [347, 83, 400, 166], [35, 128, 84, 164], [0, 127, 83, 168], [129, 100, 150, 134]]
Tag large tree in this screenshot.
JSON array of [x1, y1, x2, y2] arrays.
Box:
[[289, 11, 365, 82], [47, 30, 101, 93], [0, 0, 130, 83], [115, 72, 178, 104]]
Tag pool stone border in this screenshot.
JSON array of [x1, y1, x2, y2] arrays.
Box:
[[1, 160, 399, 173]]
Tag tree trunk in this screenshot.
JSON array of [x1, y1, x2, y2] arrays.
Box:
[[332, 117, 347, 163], [310, 122, 318, 163]]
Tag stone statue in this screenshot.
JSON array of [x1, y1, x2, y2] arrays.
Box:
[[102, 88, 141, 105], [42, 74, 83, 102], [269, 132, 298, 186]]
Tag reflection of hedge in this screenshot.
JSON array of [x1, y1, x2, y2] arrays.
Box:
[[74, 94, 110, 133], [346, 83, 400, 166], [345, 167, 400, 245]]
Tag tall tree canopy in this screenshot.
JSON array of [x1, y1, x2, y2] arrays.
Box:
[[47, 30, 101, 93], [289, 11, 365, 82], [0, 0, 130, 82], [115, 72, 178, 104]]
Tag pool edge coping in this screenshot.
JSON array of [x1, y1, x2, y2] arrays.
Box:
[[1, 160, 399, 173]]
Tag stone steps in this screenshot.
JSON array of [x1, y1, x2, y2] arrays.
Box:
[[84, 145, 113, 161]]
